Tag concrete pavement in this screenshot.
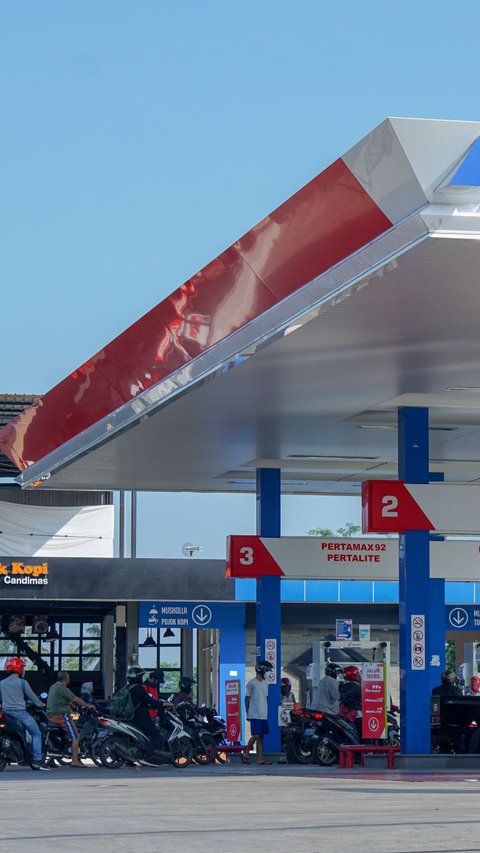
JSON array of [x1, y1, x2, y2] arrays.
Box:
[[0, 761, 479, 852]]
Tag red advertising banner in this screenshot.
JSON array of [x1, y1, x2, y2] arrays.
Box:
[[225, 679, 242, 743], [361, 662, 387, 739]]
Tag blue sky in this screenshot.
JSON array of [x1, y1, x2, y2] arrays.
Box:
[[2, 1, 479, 554]]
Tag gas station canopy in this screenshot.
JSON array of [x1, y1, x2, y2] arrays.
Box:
[[4, 117, 480, 495]]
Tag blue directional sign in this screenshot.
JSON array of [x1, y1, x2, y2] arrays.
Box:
[[139, 600, 238, 629], [336, 618, 353, 640], [445, 605, 480, 631]]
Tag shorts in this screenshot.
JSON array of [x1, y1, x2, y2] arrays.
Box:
[[48, 713, 79, 741], [249, 718, 269, 736]]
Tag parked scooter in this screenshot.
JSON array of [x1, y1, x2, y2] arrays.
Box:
[[174, 702, 218, 764], [199, 705, 228, 763], [98, 705, 193, 768]]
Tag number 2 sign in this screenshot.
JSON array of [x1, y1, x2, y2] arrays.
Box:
[[362, 481, 433, 534]]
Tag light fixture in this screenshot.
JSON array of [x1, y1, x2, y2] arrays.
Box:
[[163, 628, 175, 639], [141, 628, 157, 648], [45, 626, 59, 642]]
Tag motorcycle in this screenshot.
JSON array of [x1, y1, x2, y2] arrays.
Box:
[[174, 702, 218, 764], [288, 706, 391, 766], [431, 694, 480, 754], [285, 708, 321, 764], [44, 708, 107, 766], [199, 705, 228, 763], [98, 705, 193, 769], [313, 711, 361, 766], [0, 705, 49, 769]]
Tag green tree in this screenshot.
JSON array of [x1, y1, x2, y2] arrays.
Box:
[[308, 522, 361, 537], [307, 527, 333, 537]]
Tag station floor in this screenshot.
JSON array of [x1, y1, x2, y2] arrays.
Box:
[[0, 761, 479, 852]]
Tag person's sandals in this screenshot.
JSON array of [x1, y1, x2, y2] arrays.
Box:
[[257, 760, 272, 765], [241, 749, 250, 764]]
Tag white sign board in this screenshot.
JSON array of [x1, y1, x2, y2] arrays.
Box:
[[359, 624, 371, 641], [411, 614, 425, 670], [228, 535, 480, 581], [264, 638, 277, 684]]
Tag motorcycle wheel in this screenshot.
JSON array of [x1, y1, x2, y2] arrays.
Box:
[[0, 757, 7, 772], [99, 736, 127, 769], [192, 733, 218, 765], [314, 737, 339, 766], [285, 734, 313, 764], [214, 746, 228, 765], [90, 741, 105, 767], [170, 736, 193, 768], [468, 729, 480, 753], [388, 729, 400, 748]]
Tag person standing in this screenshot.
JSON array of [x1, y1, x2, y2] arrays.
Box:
[[242, 660, 273, 765], [0, 657, 49, 771], [47, 671, 95, 767]]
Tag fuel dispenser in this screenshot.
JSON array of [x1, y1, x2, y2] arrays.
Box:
[[457, 642, 480, 691]]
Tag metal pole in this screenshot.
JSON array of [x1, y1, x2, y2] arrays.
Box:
[[118, 490, 125, 559], [130, 491, 137, 559], [256, 467, 281, 752], [398, 406, 431, 753]]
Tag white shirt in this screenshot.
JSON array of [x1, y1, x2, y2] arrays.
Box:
[[246, 677, 269, 720]]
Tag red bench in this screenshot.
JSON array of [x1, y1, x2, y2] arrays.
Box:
[[220, 745, 246, 753], [339, 744, 400, 769]]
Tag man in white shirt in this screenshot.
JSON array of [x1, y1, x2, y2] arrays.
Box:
[[242, 660, 273, 765], [311, 662, 341, 715]]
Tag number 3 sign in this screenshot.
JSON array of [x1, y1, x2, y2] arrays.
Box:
[[226, 536, 283, 578]]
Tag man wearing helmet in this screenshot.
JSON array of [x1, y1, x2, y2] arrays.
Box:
[[242, 660, 273, 765], [311, 662, 341, 715], [339, 665, 362, 724], [0, 657, 48, 771], [280, 677, 295, 705], [172, 675, 196, 707], [432, 669, 462, 698], [125, 666, 174, 767]]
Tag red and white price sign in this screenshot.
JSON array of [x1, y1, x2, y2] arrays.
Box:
[[361, 662, 387, 740], [411, 614, 425, 670], [225, 679, 242, 742]]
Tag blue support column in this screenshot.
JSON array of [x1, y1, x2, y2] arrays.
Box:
[[256, 468, 281, 752], [398, 407, 433, 753]]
